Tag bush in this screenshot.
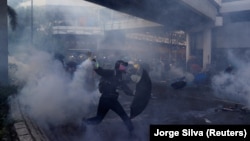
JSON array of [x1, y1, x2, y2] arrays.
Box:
[[0, 85, 18, 140]]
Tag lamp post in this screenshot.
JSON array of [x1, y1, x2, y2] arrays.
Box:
[[31, 0, 33, 46]]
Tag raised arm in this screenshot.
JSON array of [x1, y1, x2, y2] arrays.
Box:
[[94, 67, 114, 77]]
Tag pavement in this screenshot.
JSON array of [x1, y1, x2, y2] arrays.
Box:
[[10, 95, 50, 141], [10, 82, 250, 141]]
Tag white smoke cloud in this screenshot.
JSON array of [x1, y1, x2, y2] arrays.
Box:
[[212, 51, 250, 107], [168, 64, 194, 83], [10, 48, 100, 126], [7, 0, 189, 140]]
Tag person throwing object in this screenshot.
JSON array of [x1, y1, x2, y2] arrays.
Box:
[[83, 59, 134, 133]]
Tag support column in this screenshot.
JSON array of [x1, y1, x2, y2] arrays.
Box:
[[185, 33, 191, 70], [202, 28, 212, 70], [0, 0, 9, 86]]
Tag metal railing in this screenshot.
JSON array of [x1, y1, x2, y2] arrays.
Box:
[[52, 26, 104, 35]]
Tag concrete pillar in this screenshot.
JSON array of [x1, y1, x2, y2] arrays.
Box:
[[0, 0, 9, 86], [202, 28, 212, 70]]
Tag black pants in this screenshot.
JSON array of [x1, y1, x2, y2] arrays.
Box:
[[85, 95, 134, 132]]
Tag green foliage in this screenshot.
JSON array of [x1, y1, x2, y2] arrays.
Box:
[[0, 85, 18, 140], [7, 5, 17, 31]]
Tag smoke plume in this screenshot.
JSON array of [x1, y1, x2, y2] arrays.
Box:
[[9, 48, 100, 126], [212, 50, 250, 106]]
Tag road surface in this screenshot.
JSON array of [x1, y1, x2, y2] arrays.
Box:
[[37, 82, 250, 141]]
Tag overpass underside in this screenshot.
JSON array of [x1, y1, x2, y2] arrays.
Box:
[[85, 0, 213, 32]]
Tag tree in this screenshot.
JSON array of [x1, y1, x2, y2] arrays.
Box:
[[7, 5, 17, 31]]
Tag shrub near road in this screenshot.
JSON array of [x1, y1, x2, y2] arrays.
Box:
[[0, 85, 17, 141]]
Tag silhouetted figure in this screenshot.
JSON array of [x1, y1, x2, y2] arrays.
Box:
[[65, 61, 77, 78], [224, 64, 234, 74], [84, 60, 134, 133]]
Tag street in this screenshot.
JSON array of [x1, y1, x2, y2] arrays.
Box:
[[42, 82, 250, 141]]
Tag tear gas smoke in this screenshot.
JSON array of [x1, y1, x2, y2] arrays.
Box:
[[8, 1, 186, 140], [9, 48, 100, 126], [9, 47, 149, 141], [212, 50, 250, 106], [168, 64, 194, 83]]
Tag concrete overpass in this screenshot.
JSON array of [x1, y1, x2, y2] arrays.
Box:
[[214, 0, 250, 49], [84, 0, 250, 71], [85, 0, 220, 32], [85, 0, 221, 70]]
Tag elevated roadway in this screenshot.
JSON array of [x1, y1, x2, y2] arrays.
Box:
[[85, 0, 220, 32]]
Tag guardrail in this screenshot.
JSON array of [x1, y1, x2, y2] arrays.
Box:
[[52, 26, 104, 35]]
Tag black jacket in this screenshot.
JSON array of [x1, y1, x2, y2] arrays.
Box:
[[95, 67, 133, 96]]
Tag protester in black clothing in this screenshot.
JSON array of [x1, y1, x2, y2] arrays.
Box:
[[65, 61, 77, 77], [84, 59, 134, 133], [224, 64, 234, 74]]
